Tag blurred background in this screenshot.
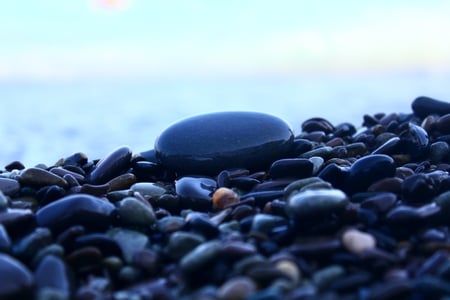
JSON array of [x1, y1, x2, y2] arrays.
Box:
[[1, 0, 450, 166]]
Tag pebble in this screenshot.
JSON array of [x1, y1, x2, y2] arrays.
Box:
[[130, 182, 167, 199], [0, 178, 20, 196], [165, 231, 205, 259], [36, 194, 116, 232], [179, 240, 222, 274], [88, 146, 132, 184], [269, 158, 313, 179], [154, 112, 294, 175], [345, 154, 396, 194], [117, 196, 156, 228], [217, 276, 257, 300], [107, 228, 149, 263], [285, 188, 348, 219], [35, 255, 70, 299], [341, 228, 376, 255], [176, 176, 217, 211], [212, 187, 240, 210], [0, 253, 35, 299], [18, 167, 68, 187], [412, 96, 450, 118]]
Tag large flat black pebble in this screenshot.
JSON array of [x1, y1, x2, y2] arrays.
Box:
[[155, 112, 294, 175], [269, 158, 313, 179], [36, 194, 116, 233]]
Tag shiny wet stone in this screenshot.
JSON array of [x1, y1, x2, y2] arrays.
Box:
[[36, 194, 116, 233], [155, 112, 294, 175], [88, 146, 132, 184], [176, 176, 216, 211], [345, 154, 396, 194]]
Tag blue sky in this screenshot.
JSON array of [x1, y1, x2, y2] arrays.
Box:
[[2, 0, 450, 81]]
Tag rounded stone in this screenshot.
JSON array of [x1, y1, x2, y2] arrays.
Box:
[[35, 255, 70, 298], [130, 182, 167, 199], [345, 154, 396, 194], [117, 197, 156, 227], [212, 187, 239, 210], [412, 96, 450, 118], [88, 146, 132, 184], [155, 112, 294, 175], [341, 228, 376, 255], [36, 194, 116, 233], [0, 253, 35, 299], [285, 188, 349, 219], [216, 276, 257, 300], [180, 240, 222, 274], [0, 178, 20, 196]]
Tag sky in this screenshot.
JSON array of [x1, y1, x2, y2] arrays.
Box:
[[2, 0, 450, 81]]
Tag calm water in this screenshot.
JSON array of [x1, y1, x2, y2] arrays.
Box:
[[1, 73, 449, 167]]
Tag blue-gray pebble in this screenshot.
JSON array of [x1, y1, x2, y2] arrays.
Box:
[[155, 112, 294, 175]]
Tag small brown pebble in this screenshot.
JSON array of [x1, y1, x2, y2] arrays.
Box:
[[212, 187, 239, 210], [342, 228, 376, 255]]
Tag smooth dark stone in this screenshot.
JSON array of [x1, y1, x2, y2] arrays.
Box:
[[4, 160, 25, 171], [290, 138, 314, 156], [131, 161, 165, 181], [412, 96, 450, 118], [36, 185, 66, 206], [132, 248, 160, 276], [371, 137, 402, 155], [36, 194, 116, 233], [35, 255, 70, 298], [269, 158, 313, 179], [175, 176, 216, 211], [345, 154, 396, 194], [429, 141, 450, 164], [302, 117, 335, 134], [185, 212, 220, 239], [241, 190, 284, 207], [88, 146, 132, 184], [400, 123, 429, 159], [0, 253, 34, 300], [73, 233, 123, 258], [18, 167, 68, 187], [317, 163, 349, 190], [12, 227, 52, 261], [360, 192, 397, 213], [0, 208, 36, 238], [63, 152, 88, 167], [436, 113, 450, 134], [155, 112, 294, 175], [0, 178, 20, 196], [402, 173, 437, 203], [334, 122, 357, 137]]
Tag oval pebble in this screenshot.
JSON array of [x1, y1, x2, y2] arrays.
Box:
[[36, 194, 116, 232], [35, 255, 70, 298], [285, 188, 349, 219], [345, 154, 396, 194], [130, 182, 167, 199], [0, 253, 35, 299], [0, 178, 20, 196], [18, 167, 68, 187], [117, 197, 156, 227], [180, 240, 222, 274], [212, 187, 240, 210], [88, 146, 132, 184], [176, 176, 217, 211], [155, 112, 294, 175], [341, 228, 376, 255]]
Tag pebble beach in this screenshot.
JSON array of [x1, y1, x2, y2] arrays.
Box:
[[2, 96, 450, 299]]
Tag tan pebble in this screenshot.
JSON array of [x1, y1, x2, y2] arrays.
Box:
[[212, 187, 239, 210], [342, 228, 376, 255], [275, 260, 301, 283], [217, 276, 256, 300]]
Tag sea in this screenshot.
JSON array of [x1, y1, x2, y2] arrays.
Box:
[[1, 73, 449, 167]]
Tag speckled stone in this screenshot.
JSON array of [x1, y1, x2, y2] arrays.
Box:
[[155, 112, 294, 175]]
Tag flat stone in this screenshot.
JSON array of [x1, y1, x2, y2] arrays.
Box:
[[155, 112, 294, 175], [412, 96, 450, 118], [18, 167, 68, 187], [36, 194, 116, 232], [341, 228, 376, 255]]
